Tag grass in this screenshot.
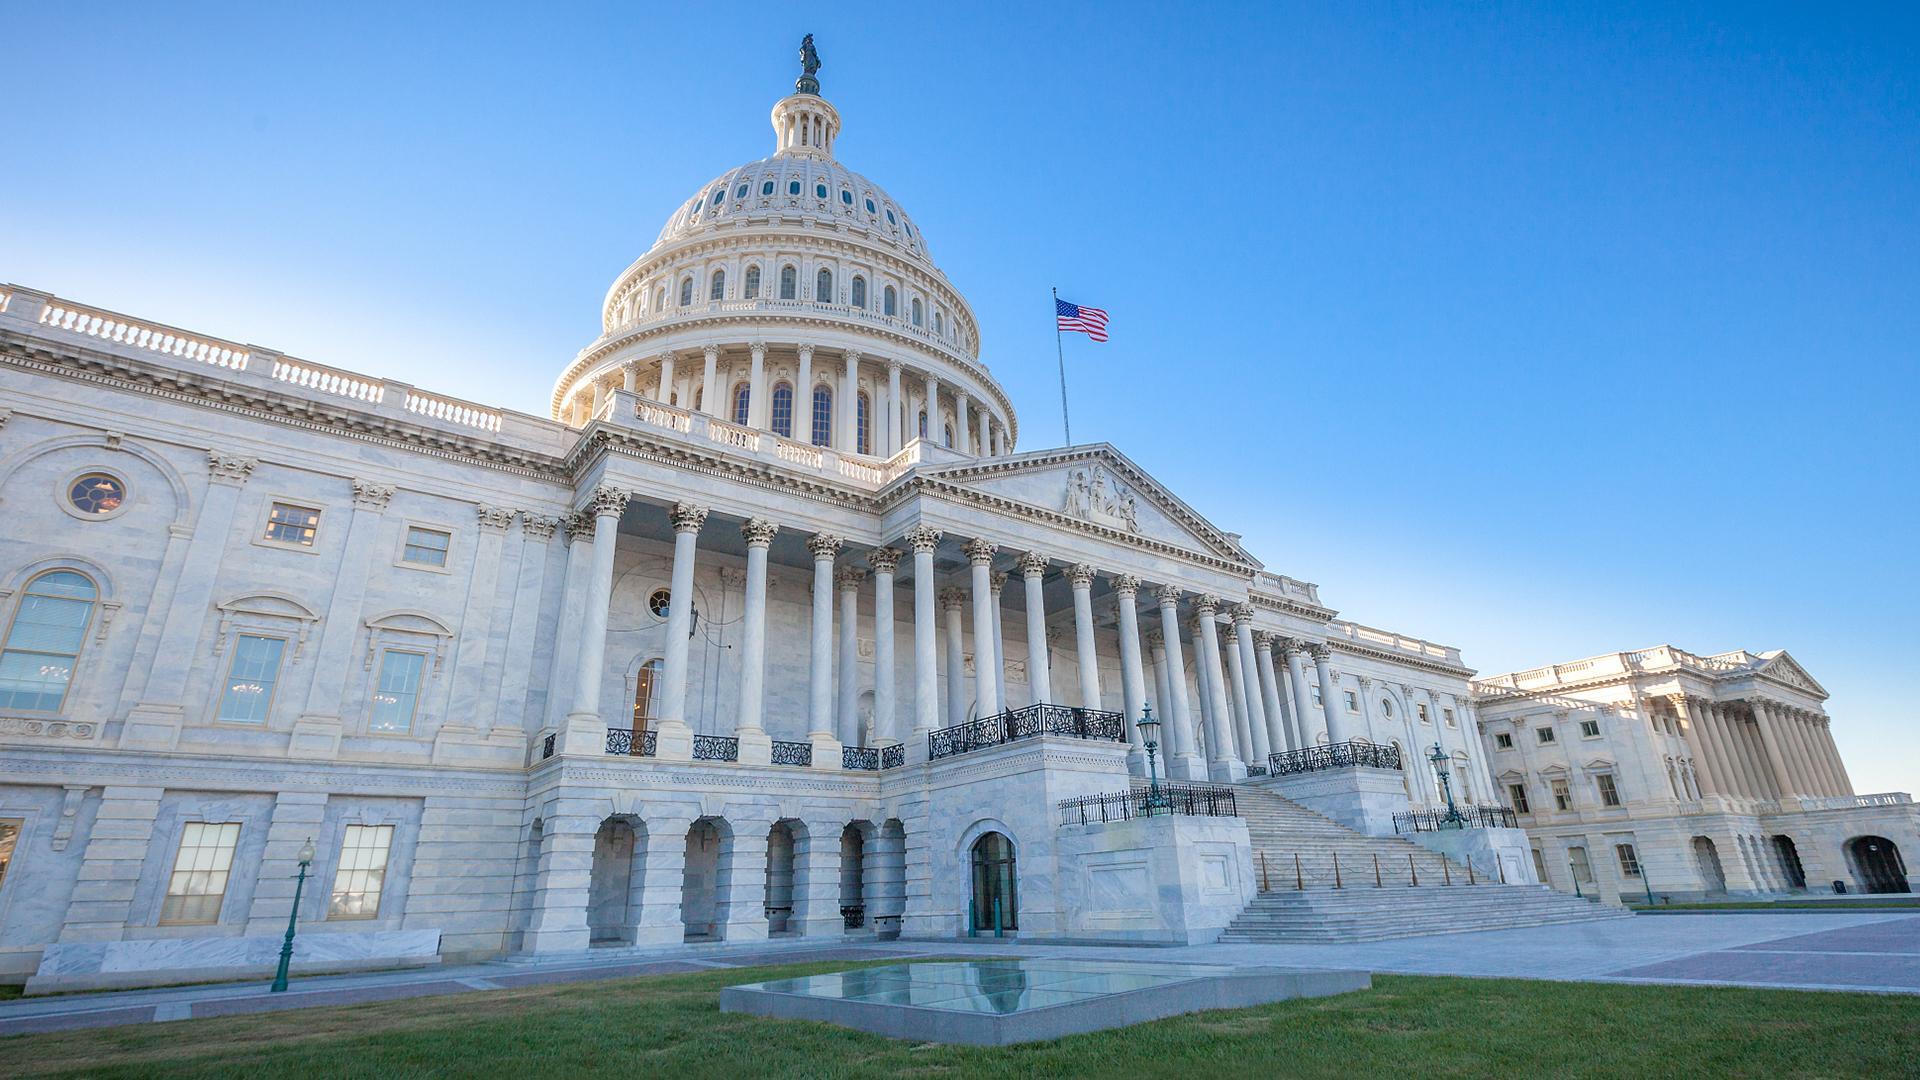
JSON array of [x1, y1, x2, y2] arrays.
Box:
[[0, 985, 18, 1002], [1631, 897, 1920, 912], [2, 959, 1916, 1079]]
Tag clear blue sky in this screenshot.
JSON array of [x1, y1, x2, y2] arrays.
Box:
[[5, 3, 1917, 793]]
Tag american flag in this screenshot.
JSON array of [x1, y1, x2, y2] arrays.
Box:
[[1055, 298, 1110, 343]]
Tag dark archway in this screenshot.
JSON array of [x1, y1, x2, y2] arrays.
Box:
[[1848, 836, 1911, 894], [1692, 836, 1727, 896], [969, 832, 1017, 936], [1772, 835, 1807, 890]]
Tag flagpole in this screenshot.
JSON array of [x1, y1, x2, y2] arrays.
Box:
[[1053, 286, 1072, 447]]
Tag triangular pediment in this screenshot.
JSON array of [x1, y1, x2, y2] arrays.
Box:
[[1757, 651, 1828, 698], [916, 444, 1256, 566]]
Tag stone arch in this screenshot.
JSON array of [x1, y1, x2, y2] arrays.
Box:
[[588, 815, 648, 944], [765, 819, 803, 935], [0, 433, 193, 528], [1692, 835, 1727, 895], [682, 816, 732, 939], [1846, 835, 1910, 894]]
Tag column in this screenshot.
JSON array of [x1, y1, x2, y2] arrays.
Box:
[[1111, 575, 1148, 748], [841, 349, 862, 452], [1190, 616, 1218, 758], [1818, 715, 1855, 794], [1147, 631, 1172, 724], [119, 452, 258, 749], [1748, 699, 1797, 799], [1283, 640, 1316, 747], [955, 390, 972, 454], [861, 548, 900, 746], [836, 567, 864, 746], [495, 514, 558, 736], [1311, 642, 1344, 743], [559, 486, 629, 755], [1221, 623, 1255, 762], [656, 503, 708, 751], [542, 513, 593, 732], [1190, 596, 1244, 780], [905, 526, 942, 749], [748, 341, 768, 428], [940, 587, 968, 726], [1773, 707, 1815, 796], [1792, 710, 1836, 795], [1231, 605, 1270, 764], [963, 539, 1000, 716], [444, 506, 515, 736], [885, 360, 903, 456], [1068, 564, 1103, 710], [791, 821, 846, 937], [735, 519, 778, 764], [988, 572, 1009, 712], [924, 373, 942, 444], [1018, 553, 1053, 705], [1787, 710, 1830, 796], [1702, 700, 1751, 797], [1153, 587, 1203, 778], [796, 344, 814, 436], [805, 534, 843, 763], [621, 361, 638, 394], [656, 351, 676, 403], [714, 818, 773, 942], [289, 479, 396, 754], [1674, 696, 1725, 797], [1253, 632, 1289, 755], [700, 345, 720, 415]]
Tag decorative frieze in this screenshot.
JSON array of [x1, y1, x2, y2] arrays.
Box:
[[206, 450, 258, 484], [476, 505, 516, 531], [351, 479, 396, 510]]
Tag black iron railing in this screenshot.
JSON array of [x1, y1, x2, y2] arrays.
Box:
[[1393, 805, 1517, 833], [771, 740, 813, 767], [693, 734, 739, 762], [1267, 739, 1402, 776], [841, 903, 867, 929], [605, 727, 657, 757], [541, 733, 556, 759], [1058, 782, 1239, 825], [843, 746, 880, 771], [928, 703, 1126, 760], [1245, 763, 1269, 777], [880, 744, 905, 770]]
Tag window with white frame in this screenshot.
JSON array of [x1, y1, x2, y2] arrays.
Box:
[[0, 570, 98, 712], [401, 526, 451, 568], [1550, 777, 1572, 810], [709, 269, 725, 300], [1580, 718, 1601, 738], [217, 634, 285, 723], [1615, 842, 1642, 878], [632, 658, 663, 727], [744, 265, 761, 299], [1508, 783, 1531, 813], [1495, 732, 1514, 750], [1536, 726, 1556, 744], [1343, 690, 1357, 712], [678, 276, 693, 306], [328, 824, 395, 919], [1596, 773, 1622, 807], [264, 502, 321, 546], [1417, 703, 1430, 723], [160, 822, 241, 924], [1444, 707, 1456, 727], [369, 650, 426, 734], [1312, 685, 1323, 707]]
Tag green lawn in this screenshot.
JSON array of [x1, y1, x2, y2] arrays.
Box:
[[1632, 897, 1920, 912], [2, 959, 1914, 1079]]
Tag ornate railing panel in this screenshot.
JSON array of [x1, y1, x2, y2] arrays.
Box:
[[693, 734, 740, 762], [541, 733, 556, 759], [928, 703, 1126, 761], [770, 740, 813, 767], [1245, 764, 1269, 777], [1393, 806, 1518, 833], [842, 746, 880, 771], [880, 744, 905, 770], [605, 727, 657, 757], [840, 904, 867, 930], [1267, 739, 1402, 776], [1058, 782, 1239, 826]]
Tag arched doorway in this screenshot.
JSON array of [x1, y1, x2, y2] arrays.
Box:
[[1848, 836, 1911, 894], [1692, 836, 1727, 896], [765, 821, 799, 935], [840, 823, 870, 932], [969, 832, 1017, 936], [588, 818, 643, 944], [1772, 835, 1807, 890], [682, 818, 727, 940]]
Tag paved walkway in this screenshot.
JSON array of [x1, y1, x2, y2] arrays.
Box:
[[2, 912, 1914, 1038]]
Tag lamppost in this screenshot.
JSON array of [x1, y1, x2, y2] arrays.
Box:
[[1138, 704, 1170, 815], [270, 837, 316, 993], [1428, 743, 1465, 828]]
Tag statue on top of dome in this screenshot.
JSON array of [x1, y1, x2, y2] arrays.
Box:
[[797, 34, 822, 95]]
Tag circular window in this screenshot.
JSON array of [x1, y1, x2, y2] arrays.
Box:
[[647, 588, 672, 617], [68, 473, 126, 517]]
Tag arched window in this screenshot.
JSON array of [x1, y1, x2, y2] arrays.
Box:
[[709, 269, 725, 301], [918, 410, 928, 439], [883, 285, 897, 316], [771, 382, 795, 438], [779, 265, 797, 300], [934, 312, 945, 336], [811, 385, 833, 447], [850, 276, 867, 309], [653, 286, 665, 313], [632, 658, 664, 729], [865, 197, 876, 214], [0, 570, 97, 712], [911, 298, 924, 327], [710, 188, 724, 207], [857, 391, 871, 455], [787, 179, 801, 196], [943, 423, 954, 448], [731, 382, 751, 426], [678, 276, 693, 306], [815, 268, 833, 302], [744, 265, 761, 299], [969, 832, 1017, 935]]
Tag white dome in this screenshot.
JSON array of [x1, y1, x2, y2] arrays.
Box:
[[651, 153, 935, 269]]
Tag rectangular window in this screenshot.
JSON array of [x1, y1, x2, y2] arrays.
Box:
[[401, 527, 451, 568], [1311, 686, 1322, 707], [369, 650, 426, 734], [160, 822, 242, 924], [1495, 732, 1514, 750], [1344, 690, 1358, 712], [1597, 773, 1622, 807], [264, 502, 321, 546], [1580, 719, 1601, 738], [217, 634, 285, 723], [1616, 843, 1642, 878], [1551, 778, 1572, 810], [1508, 783, 1531, 814], [1444, 707, 1457, 727], [1537, 726, 1556, 744], [328, 824, 395, 919], [1417, 703, 1430, 723]]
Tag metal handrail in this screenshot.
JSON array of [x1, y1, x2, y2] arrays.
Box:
[[1392, 806, 1517, 833], [1267, 739, 1402, 776], [929, 703, 1126, 761], [1058, 782, 1238, 825], [605, 728, 657, 756]]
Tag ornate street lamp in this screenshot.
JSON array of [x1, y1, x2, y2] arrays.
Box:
[[1428, 743, 1466, 828], [1138, 704, 1171, 815], [270, 838, 317, 993]]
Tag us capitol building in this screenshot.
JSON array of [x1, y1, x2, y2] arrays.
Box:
[[0, 43, 1911, 992]]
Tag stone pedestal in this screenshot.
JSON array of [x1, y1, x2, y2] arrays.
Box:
[[652, 719, 694, 761], [1256, 766, 1410, 837], [1055, 815, 1255, 944], [1405, 825, 1538, 886]]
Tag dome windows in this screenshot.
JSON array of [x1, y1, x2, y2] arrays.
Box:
[[779, 265, 797, 300], [734, 183, 748, 199], [911, 297, 924, 327], [840, 188, 853, 206], [788, 179, 801, 196], [934, 311, 945, 336], [731, 382, 751, 426], [678, 276, 694, 306], [857, 391, 871, 455], [815, 182, 828, 200], [810, 385, 833, 447], [883, 285, 897, 317], [771, 382, 794, 437], [865, 197, 876, 214], [886, 208, 897, 226], [744, 265, 761, 299], [709, 269, 726, 300], [762, 180, 775, 196], [815, 268, 833, 302], [710, 188, 725, 207], [850, 276, 867, 309]]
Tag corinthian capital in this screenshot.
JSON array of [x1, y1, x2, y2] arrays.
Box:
[[352, 479, 396, 510], [1308, 642, 1332, 662], [806, 533, 843, 560], [961, 537, 997, 565], [741, 518, 780, 547], [520, 513, 561, 541], [1067, 563, 1097, 588], [1110, 573, 1141, 597], [563, 511, 596, 543], [1253, 630, 1275, 650], [835, 567, 867, 590], [476, 505, 516, 532], [206, 450, 259, 484], [669, 502, 710, 533], [586, 485, 630, 518], [902, 524, 942, 554], [938, 587, 968, 611], [1154, 583, 1184, 607], [866, 546, 902, 574], [1229, 602, 1256, 624], [1018, 551, 1050, 578], [1193, 593, 1222, 617]]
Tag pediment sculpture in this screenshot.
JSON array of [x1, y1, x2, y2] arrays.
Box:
[[1063, 463, 1140, 533]]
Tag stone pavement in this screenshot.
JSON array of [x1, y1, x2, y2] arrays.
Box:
[[1, 912, 1914, 1038]]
